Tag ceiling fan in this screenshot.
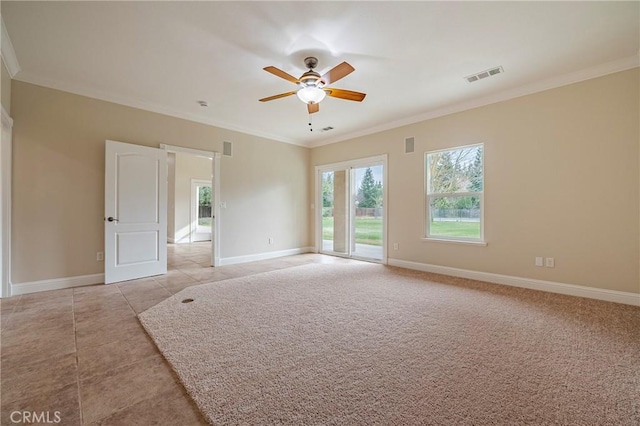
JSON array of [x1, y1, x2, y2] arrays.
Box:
[[259, 57, 366, 114]]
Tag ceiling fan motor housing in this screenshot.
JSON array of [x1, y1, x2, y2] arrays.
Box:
[[303, 56, 319, 70], [300, 70, 322, 87]]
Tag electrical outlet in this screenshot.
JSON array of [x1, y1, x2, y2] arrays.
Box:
[[220, 201, 227, 209], [393, 243, 399, 250], [97, 251, 104, 261], [545, 257, 555, 268], [268, 237, 274, 244], [535, 257, 543, 267]]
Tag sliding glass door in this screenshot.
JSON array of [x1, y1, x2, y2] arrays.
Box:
[[318, 156, 386, 262], [350, 164, 384, 260]]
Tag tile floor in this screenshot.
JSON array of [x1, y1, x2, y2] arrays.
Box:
[[1, 243, 354, 425]]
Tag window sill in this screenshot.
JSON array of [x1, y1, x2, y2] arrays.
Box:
[[420, 237, 487, 246]]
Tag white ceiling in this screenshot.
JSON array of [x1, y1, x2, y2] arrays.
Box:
[[2, 1, 639, 147]]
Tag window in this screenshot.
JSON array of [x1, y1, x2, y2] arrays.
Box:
[[425, 144, 484, 242]]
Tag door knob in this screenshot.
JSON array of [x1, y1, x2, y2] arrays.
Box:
[[106, 217, 119, 222]]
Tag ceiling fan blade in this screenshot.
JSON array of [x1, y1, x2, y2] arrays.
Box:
[[263, 66, 299, 84], [324, 88, 366, 102], [307, 102, 319, 114], [320, 62, 355, 85], [259, 91, 297, 102]]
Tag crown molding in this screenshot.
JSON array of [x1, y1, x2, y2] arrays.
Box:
[[13, 72, 305, 147], [309, 54, 640, 148], [0, 17, 20, 78], [11, 53, 639, 150]]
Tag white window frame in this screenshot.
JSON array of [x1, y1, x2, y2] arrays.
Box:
[[424, 143, 486, 245]]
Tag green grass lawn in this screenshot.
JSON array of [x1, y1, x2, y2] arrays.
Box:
[[322, 217, 479, 244], [429, 221, 480, 238], [198, 218, 212, 227], [323, 217, 382, 246]]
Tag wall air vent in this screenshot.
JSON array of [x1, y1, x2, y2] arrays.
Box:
[[465, 66, 504, 83], [405, 137, 415, 154], [223, 141, 232, 157]]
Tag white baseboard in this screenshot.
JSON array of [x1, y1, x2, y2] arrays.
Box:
[[7, 247, 317, 295], [387, 258, 640, 306], [219, 247, 315, 266], [11, 273, 105, 296]]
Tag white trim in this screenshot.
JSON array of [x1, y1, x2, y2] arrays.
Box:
[[11, 274, 105, 296], [212, 154, 221, 267], [309, 55, 640, 148], [387, 258, 640, 307], [0, 17, 20, 78], [219, 247, 314, 266], [314, 170, 321, 257], [161, 144, 221, 267], [1, 105, 12, 298], [314, 154, 388, 173], [420, 238, 487, 246], [15, 72, 303, 147], [160, 144, 218, 159]]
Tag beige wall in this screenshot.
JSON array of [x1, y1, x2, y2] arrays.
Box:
[[1, 59, 10, 114], [9, 69, 639, 294], [311, 68, 640, 294], [173, 152, 211, 243], [11, 80, 310, 283]]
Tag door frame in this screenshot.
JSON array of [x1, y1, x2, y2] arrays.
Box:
[[0, 106, 13, 298], [190, 179, 213, 243], [314, 154, 388, 264], [161, 144, 221, 267]]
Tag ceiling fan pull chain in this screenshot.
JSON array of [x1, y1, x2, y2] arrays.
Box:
[[309, 112, 313, 132]]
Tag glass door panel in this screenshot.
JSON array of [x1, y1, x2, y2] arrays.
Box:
[[351, 165, 383, 260], [196, 186, 212, 234], [321, 170, 348, 255], [191, 181, 212, 242]]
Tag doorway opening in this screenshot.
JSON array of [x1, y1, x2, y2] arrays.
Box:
[[316, 155, 387, 263], [191, 179, 212, 242], [162, 144, 220, 267]]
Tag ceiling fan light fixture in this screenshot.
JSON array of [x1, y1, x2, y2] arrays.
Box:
[[296, 86, 326, 104], [260, 57, 365, 113]]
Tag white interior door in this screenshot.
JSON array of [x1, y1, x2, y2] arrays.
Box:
[[105, 140, 167, 284]]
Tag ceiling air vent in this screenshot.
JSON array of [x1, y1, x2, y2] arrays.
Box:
[[320, 126, 334, 132], [465, 66, 504, 83]]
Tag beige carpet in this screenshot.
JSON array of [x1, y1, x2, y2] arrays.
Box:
[[139, 263, 640, 425]]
